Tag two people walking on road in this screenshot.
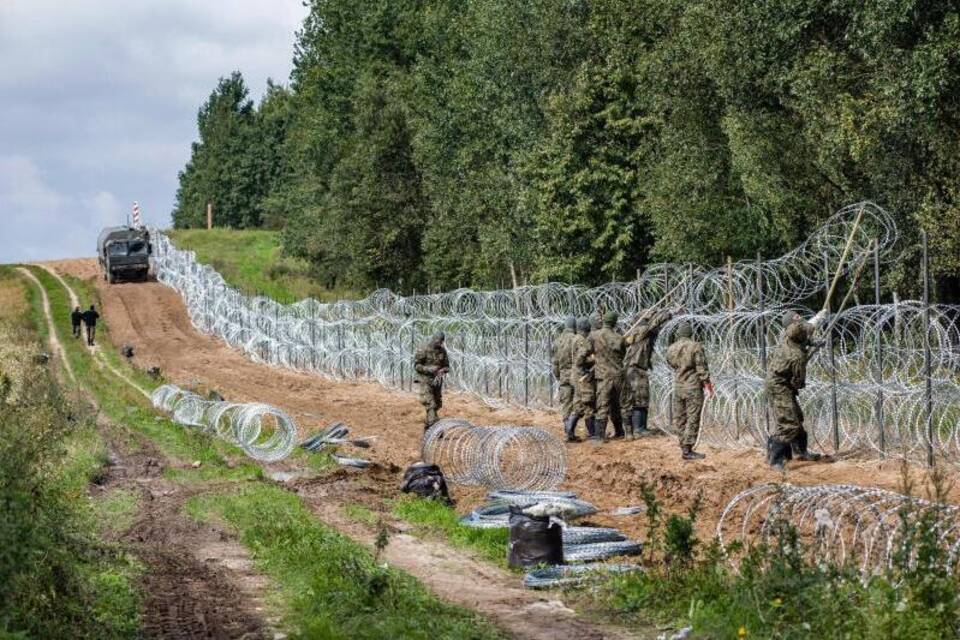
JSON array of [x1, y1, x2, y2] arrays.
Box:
[[70, 304, 100, 346]]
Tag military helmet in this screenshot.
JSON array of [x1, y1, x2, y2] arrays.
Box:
[[675, 322, 693, 339], [603, 311, 618, 327], [782, 310, 801, 328], [576, 317, 591, 333], [564, 316, 576, 330]]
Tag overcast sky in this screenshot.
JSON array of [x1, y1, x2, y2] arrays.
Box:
[[0, 1, 308, 262]]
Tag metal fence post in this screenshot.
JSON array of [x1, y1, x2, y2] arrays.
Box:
[[758, 252, 769, 436], [523, 321, 530, 407], [824, 252, 840, 453], [923, 230, 934, 467], [873, 239, 885, 458]]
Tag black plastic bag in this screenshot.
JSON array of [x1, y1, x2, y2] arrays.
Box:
[[507, 505, 564, 568], [400, 462, 451, 504]]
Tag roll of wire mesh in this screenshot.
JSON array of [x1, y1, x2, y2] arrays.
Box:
[[421, 418, 566, 490], [150, 384, 296, 462]]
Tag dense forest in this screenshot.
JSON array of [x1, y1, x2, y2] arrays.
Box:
[[172, 0, 960, 300]]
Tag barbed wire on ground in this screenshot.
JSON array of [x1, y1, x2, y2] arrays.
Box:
[[717, 483, 960, 577]]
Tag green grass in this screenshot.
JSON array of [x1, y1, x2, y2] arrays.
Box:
[[2, 267, 141, 639], [168, 228, 358, 304], [187, 485, 503, 640], [92, 488, 141, 535], [392, 496, 509, 567], [344, 503, 380, 526]]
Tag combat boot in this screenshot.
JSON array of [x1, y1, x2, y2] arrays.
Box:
[[564, 414, 582, 443], [791, 430, 825, 462], [611, 413, 625, 440], [592, 418, 607, 444], [632, 409, 654, 438], [424, 408, 438, 432], [681, 445, 705, 460], [767, 436, 792, 470], [585, 416, 597, 440]]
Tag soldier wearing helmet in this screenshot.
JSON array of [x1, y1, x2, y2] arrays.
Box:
[[552, 316, 579, 441], [414, 332, 450, 431], [665, 321, 713, 460], [765, 310, 828, 469]]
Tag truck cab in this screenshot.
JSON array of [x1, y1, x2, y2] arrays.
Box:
[[97, 226, 152, 283]]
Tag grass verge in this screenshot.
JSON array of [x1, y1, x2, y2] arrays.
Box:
[[2, 266, 140, 639], [168, 228, 357, 303], [392, 496, 509, 567], [187, 485, 504, 640]]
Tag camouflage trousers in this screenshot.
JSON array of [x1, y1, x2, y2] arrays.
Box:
[[595, 374, 623, 423], [769, 387, 803, 444], [573, 373, 596, 418], [672, 385, 704, 447], [418, 376, 443, 427], [621, 367, 651, 412], [557, 367, 575, 416]]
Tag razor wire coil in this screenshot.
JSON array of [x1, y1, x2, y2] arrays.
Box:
[[149, 201, 960, 464], [420, 418, 567, 490], [717, 483, 960, 577], [150, 384, 297, 462]]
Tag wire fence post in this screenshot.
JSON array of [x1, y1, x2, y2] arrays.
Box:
[[409, 320, 416, 392], [757, 252, 769, 436], [824, 252, 840, 454], [923, 229, 934, 467], [523, 321, 530, 407], [547, 329, 554, 408], [873, 239, 885, 458]]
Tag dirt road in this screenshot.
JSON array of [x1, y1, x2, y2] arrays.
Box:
[[48, 257, 958, 543]]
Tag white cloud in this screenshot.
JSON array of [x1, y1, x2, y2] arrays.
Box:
[[0, 0, 307, 262]]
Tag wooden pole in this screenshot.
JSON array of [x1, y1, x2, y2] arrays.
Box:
[[923, 230, 934, 467], [822, 204, 865, 312], [206, 203, 213, 230]]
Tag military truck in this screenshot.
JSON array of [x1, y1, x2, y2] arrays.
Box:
[[97, 226, 152, 283]]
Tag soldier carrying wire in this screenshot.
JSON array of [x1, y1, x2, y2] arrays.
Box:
[[414, 332, 450, 431]]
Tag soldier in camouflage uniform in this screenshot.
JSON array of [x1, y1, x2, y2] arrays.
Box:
[[591, 311, 627, 442], [765, 310, 828, 469], [571, 317, 596, 440], [665, 322, 713, 460], [414, 332, 450, 431], [552, 316, 579, 441], [621, 310, 673, 439]]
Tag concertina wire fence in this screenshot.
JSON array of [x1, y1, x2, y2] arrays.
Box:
[[150, 201, 960, 465]]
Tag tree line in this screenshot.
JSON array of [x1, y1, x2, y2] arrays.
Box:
[[172, 0, 960, 301]]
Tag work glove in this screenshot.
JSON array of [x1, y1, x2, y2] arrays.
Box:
[[810, 309, 828, 327]]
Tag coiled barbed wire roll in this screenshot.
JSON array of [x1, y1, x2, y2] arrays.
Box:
[[717, 483, 960, 577], [149, 202, 960, 464], [149, 385, 296, 462], [564, 540, 644, 563], [523, 564, 641, 590], [421, 418, 567, 490]]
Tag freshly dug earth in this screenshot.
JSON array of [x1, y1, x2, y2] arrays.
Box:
[[50, 258, 960, 545]]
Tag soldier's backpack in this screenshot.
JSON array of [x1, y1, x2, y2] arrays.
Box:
[[400, 462, 451, 504]]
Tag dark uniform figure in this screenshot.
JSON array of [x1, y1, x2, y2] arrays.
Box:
[[665, 322, 712, 460], [591, 311, 627, 441], [621, 310, 673, 439], [81, 304, 100, 346], [570, 317, 596, 440], [765, 311, 827, 469], [71, 306, 83, 339], [414, 332, 450, 431], [552, 316, 579, 441]]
